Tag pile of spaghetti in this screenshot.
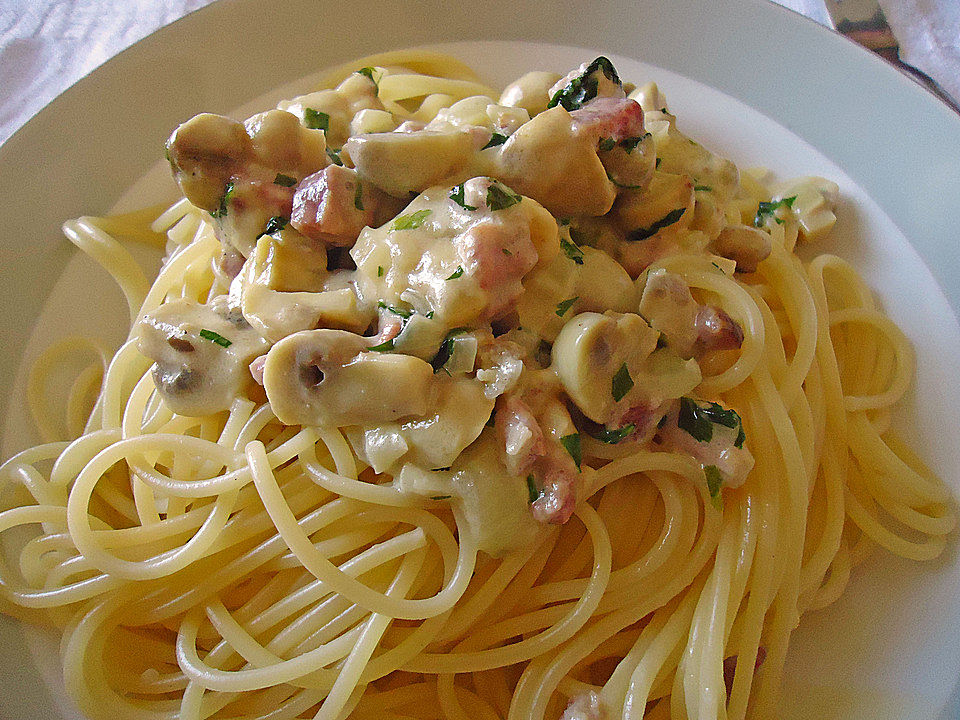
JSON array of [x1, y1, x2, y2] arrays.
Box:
[[0, 51, 954, 720]]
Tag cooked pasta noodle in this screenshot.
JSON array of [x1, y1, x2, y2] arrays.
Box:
[[0, 50, 954, 720]]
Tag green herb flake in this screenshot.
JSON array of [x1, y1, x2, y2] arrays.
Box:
[[326, 147, 343, 166], [560, 237, 585, 265], [704, 464, 724, 509], [482, 132, 508, 150], [199, 328, 232, 348], [392, 209, 431, 230], [502, 247, 512, 256], [547, 56, 622, 111], [677, 397, 745, 446], [487, 182, 522, 211], [598, 136, 616, 152], [449, 183, 477, 211], [356, 66, 380, 89], [445, 266, 464, 280], [367, 338, 395, 352], [629, 207, 686, 241], [377, 301, 413, 318], [303, 108, 330, 131], [377, 265, 384, 277], [694, 184, 712, 192], [526, 474, 539, 503], [555, 296, 579, 317], [273, 173, 297, 187], [655, 157, 662, 169], [430, 495, 452, 500], [611, 363, 634, 402], [211, 181, 235, 219], [354, 181, 364, 211], [256, 215, 289, 239], [620, 133, 649, 153], [590, 424, 636, 444], [607, 171, 642, 189], [753, 195, 797, 228], [429, 328, 467, 373], [425, 310, 435, 319], [560, 433, 582, 470]]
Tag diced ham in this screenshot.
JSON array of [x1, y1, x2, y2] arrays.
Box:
[[456, 220, 538, 319], [291, 165, 403, 247], [249, 354, 267, 385], [531, 463, 577, 525], [571, 97, 645, 143], [496, 395, 546, 476], [694, 305, 744, 355]]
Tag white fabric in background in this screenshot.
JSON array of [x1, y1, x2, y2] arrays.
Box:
[[0, 0, 217, 146], [880, 0, 960, 106]]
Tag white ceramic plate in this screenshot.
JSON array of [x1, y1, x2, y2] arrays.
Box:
[[1, 1, 959, 718]]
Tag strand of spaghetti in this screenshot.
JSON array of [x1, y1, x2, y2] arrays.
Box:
[[246, 440, 475, 620], [402, 503, 610, 673], [828, 308, 913, 411], [316, 548, 426, 720], [653, 258, 765, 395], [682, 503, 742, 718], [61, 218, 150, 325]]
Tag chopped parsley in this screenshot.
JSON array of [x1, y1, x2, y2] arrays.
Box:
[[273, 173, 297, 187], [655, 157, 662, 168], [611, 363, 634, 402], [548, 56, 621, 111], [256, 215, 288, 239], [590, 424, 636, 444], [487, 182, 522, 211], [198, 328, 231, 348], [377, 265, 384, 277], [392, 209, 431, 230], [560, 433, 582, 470], [620, 133, 649, 153], [326, 147, 343, 166], [526, 475, 540, 503], [211, 181, 235, 219], [367, 338, 395, 352], [754, 195, 796, 227], [606, 171, 643, 189], [598, 136, 617, 152], [430, 328, 467, 373], [560, 237, 585, 265], [354, 181, 364, 211], [482, 132, 508, 149], [704, 464, 724, 509], [356, 66, 381, 89], [677, 397, 745, 447], [502, 247, 512, 256], [694, 184, 712, 192], [430, 495, 452, 500], [303, 108, 330, 131], [425, 310, 435, 319], [377, 301, 412, 318], [555, 296, 579, 317], [445, 266, 464, 280], [628, 207, 686, 241], [449, 183, 477, 211]]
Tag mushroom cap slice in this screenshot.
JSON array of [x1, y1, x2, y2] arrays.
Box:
[[263, 329, 434, 427]]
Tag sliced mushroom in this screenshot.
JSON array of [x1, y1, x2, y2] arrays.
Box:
[[262, 329, 434, 427], [136, 296, 268, 416], [551, 311, 659, 424], [343, 130, 480, 198], [166, 113, 252, 211], [709, 224, 771, 272], [494, 106, 616, 217], [499, 71, 564, 117], [639, 269, 700, 357]]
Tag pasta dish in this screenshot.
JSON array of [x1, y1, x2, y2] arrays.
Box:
[[0, 50, 954, 720]]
